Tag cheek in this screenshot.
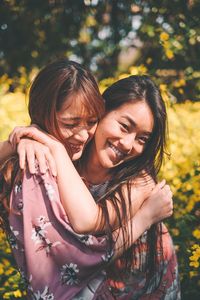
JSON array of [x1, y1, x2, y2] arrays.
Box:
[[59, 128, 73, 140], [84, 125, 97, 144], [134, 144, 145, 156], [128, 142, 145, 159], [88, 124, 98, 139]]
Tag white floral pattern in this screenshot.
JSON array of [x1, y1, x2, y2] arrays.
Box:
[[33, 286, 54, 300], [8, 226, 19, 249], [14, 182, 22, 195], [31, 216, 60, 253], [101, 249, 114, 262], [60, 263, 79, 285], [31, 223, 50, 245], [44, 183, 55, 201], [74, 233, 94, 245]]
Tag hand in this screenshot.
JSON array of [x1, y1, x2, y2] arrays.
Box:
[[9, 125, 58, 150], [141, 180, 173, 227], [17, 139, 57, 176], [128, 175, 156, 217]]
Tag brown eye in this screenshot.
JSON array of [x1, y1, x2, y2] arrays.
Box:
[[138, 136, 149, 145], [64, 123, 77, 129], [120, 122, 129, 132], [87, 119, 98, 127]]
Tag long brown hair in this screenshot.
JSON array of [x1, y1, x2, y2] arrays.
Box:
[[29, 59, 105, 147], [0, 59, 105, 227]]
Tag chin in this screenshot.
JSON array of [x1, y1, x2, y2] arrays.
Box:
[[100, 157, 118, 169], [71, 151, 83, 161]]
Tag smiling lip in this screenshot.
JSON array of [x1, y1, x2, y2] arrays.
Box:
[[108, 142, 125, 160], [69, 143, 83, 153]]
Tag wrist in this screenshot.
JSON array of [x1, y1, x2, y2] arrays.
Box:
[[134, 208, 152, 232], [48, 139, 65, 152]]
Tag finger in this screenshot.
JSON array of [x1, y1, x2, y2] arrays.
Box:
[[9, 128, 24, 149], [8, 131, 14, 144], [35, 149, 48, 174], [9, 130, 17, 149], [17, 145, 26, 170], [151, 179, 166, 194], [45, 151, 57, 177], [159, 179, 167, 189], [26, 146, 36, 174], [32, 123, 40, 130]]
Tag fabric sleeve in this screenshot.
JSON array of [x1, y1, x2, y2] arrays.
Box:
[[9, 169, 114, 300]]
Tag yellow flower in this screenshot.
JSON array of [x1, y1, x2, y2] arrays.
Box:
[[19, 76, 27, 85], [146, 57, 152, 64], [118, 73, 131, 80], [178, 88, 184, 94], [189, 255, 199, 261], [165, 49, 174, 59], [0, 264, 4, 275], [190, 271, 198, 278], [31, 50, 39, 58], [190, 261, 199, 268], [13, 290, 22, 297], [86, 15, 96, 27], [160, 32, 169, 41], [173, 79, 186, 88], [159, 84, 167, 92], [193, 229, 200, 239], [171, 228, 180, 236], [129, 66, 139, 75]]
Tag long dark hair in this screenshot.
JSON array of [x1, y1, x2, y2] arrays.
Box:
[[96, 75, 168, 292], [0, 59, 105, 227]]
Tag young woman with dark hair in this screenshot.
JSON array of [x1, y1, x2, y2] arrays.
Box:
[[0, 61, 179, 299]]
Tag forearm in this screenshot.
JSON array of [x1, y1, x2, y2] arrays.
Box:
[[0, 140, 14, 163], [50, 143, 101, 234], [112, 208, 151, 259], [48, 143, 152, 234]]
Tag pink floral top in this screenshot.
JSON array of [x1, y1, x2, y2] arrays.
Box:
[[8, 169, 113, 299], [8, 169, 180, 299]]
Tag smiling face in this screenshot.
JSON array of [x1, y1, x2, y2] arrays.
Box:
[[93, 100, 154, 170], [57, 96, 98, 161]]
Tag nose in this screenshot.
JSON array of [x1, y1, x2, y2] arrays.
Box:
[[119, 134, 136, 153], [74, 128, 89, 142]]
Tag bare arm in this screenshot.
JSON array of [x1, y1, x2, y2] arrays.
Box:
[[10, 126, 172, 235], [113, 182, 173, 258], [48, 141, 172, 234]]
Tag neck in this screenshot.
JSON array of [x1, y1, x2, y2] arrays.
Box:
[[80, 141, 111, 185]]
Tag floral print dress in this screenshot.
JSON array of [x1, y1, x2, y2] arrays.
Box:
[[89, 182, 181, 300], [8, 170, 114, 300], [8, 168, 181, 299]]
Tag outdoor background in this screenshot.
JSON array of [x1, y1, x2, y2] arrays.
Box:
[[0, 0, 199, 299]]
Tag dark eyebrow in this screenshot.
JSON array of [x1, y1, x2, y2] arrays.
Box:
[[122, 114, 152, 136], [122, 115, 136, 127]]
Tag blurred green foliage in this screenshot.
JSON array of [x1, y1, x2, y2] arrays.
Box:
[[0, 0, 199, 99]]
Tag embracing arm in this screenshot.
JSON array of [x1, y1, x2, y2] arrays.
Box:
[[0, 140, 14, 163], [49, 142, 172, 234], [9, 126, 172, 235], [112, 182, 173, 258]]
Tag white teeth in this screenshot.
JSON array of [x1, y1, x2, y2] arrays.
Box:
[[109, 144, 124, 158]]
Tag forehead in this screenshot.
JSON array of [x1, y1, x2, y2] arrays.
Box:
[[58, 94, 96, 119]]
